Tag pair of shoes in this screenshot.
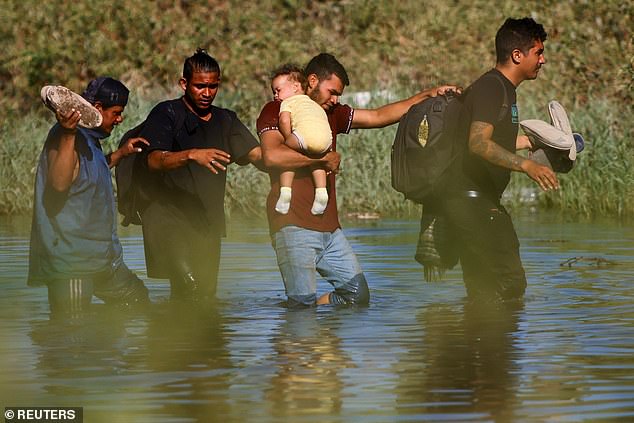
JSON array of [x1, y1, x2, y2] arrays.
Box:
[[41, 85, 102, 128], [520, 100, 587, 174]]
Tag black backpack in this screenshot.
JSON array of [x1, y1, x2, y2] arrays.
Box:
[[114, 104, 186, 226], [115, 102, 235, 226], [115, 122, 151, 226], [390, 73, 508, 204], [390, 91, 463, 204]]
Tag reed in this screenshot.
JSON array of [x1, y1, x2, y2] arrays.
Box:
[[505, 96, 633, 217], [1, 0, 631, 217], [2, 87, 630, 218], [0, 111, 49, 215]]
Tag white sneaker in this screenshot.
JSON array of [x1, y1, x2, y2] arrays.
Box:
[[548, 100, 576, 160], [41, 85, 102, 128]]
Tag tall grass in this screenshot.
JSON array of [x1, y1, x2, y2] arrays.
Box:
[[504, 96, 633, 217], [533, 99, 633, 216], [3, 1, 631, 116], [1, 0, 632, 217], [1, 87, 631, 218], [0, 113, 49, 214]]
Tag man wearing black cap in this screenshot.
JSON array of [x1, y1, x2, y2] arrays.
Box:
[[29, 77, 150, 317]]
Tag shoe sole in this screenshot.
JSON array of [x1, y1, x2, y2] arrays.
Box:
[[41, 85, 103, 128], [520, 119, 573, 150], [548, 100, 576, 160], [548, 100, 572, 135]]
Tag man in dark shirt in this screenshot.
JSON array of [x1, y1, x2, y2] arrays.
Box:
[[139, 49, 262, 302], [257, 53, 458, 308], [443, 17, 558, 300]]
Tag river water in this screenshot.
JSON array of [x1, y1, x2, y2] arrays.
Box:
[[1, 212, 633, 422]]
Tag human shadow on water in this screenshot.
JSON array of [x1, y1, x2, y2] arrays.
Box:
[[28, 307, 139, 408], [394, 299, 524, 422], [143, 301, 234, 420], [265, 308, 351, 420], [29, 301, 235, 421]]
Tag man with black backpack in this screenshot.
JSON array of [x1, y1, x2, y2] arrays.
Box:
[[137, 49, 262, 303], [442, 17, 558, 300]]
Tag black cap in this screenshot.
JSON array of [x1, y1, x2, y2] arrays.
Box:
[[82, 77, 129, 107]]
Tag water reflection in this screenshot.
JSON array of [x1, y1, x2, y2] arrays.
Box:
[[394, 300, 523, 421], [27, 309, 148, 421], [265, 309, 349, 419], [30, 312, 128, 388], [1, 213, 633, 422], [143, 303, 234, 421]]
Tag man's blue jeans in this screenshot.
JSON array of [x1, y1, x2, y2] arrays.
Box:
[[273, 226, 370, 308]]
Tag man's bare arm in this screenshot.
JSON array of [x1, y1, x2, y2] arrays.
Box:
[[47, 109, 81, 192], [108, 137, 149, 169], [259, 130, 340, 172], [469, 121, 559, 191], [351, 85, 461, 129], [147, 148, 231, 175], [469, 121, 525, 171], [235, 146, 265, 171]]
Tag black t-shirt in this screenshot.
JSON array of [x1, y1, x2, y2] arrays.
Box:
[[139, 98, 259, 234], [450, 69, 518, 200]]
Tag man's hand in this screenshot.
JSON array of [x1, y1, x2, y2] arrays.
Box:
[[431, 84, 463, 97], [516, 134, 533, 151], [188, 148, 231, 174], [320, 151, 341, 173], [108, 137, 150, 168], [521, 159, 559, 191], [56, 108, 81, 131], [148, 148, 231, 173], [120, 137, 149, 155]]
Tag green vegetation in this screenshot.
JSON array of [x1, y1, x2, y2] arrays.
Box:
[[1, 0, 632, 218]]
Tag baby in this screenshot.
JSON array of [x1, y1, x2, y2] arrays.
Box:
[[271, 64, 333, 215]]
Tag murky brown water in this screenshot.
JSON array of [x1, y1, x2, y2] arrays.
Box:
[[1, 212, 633, 422]]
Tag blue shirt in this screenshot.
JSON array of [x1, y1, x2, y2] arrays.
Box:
[[28, 125, 123, 285]]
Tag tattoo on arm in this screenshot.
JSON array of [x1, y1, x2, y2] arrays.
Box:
[[469, 121, 524, 171]]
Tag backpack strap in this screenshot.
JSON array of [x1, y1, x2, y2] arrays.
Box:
[[166, 99, 189, 142], [484, 71, 510, 123], [117, 100, 189, 226], [428, 72, 509, 200]]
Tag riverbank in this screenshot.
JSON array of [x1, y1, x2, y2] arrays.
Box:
[[1, 91, 631, 218], [1, 0, 631, 217], [1, 212, 634, 422]]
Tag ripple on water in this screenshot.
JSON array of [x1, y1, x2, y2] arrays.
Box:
[[1, 214, 633, 421]]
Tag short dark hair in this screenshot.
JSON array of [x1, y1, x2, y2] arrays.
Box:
[[271, 63, 307, 92], [183, 48, 220, 80], [304, 53, 350, 86], [495, 17, 547, 64]]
